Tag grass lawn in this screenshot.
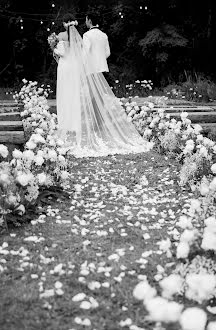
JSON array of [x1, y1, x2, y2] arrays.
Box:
[[0, 151, 193, 330]]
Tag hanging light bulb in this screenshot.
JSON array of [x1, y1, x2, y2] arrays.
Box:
[[140, 6, 143, 9], [121, 15, 124, 18], [21, 26, 24, 30], [119, 11, 122, 15], [40, 20, 43, 24], [52, 21, 55, 25], [52, 3, 55, 7], [145, 6, 148, 10], [47, 27, 50, 31], [20, 19, 23, 23]]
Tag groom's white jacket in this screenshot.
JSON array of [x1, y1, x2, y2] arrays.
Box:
[[83, 28, 110, 74]]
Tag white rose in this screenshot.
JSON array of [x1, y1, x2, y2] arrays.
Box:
[[12, 149, 23, 159], [26, 141, 37, 150], [211, 163, 216, 174], [133, 281, 156, 301], [0, 173, 10, 186], [146, 297, 183, 323], [180, 308, 207, 330], [201, 230, 216, 251], [16, 172, 33, 186], [199, 183, 209, 196], [61, 171, 70, 180], [48, 149, 57, 161], [180, 229, 197, 244], [34, 156, 44, 166], [209, 177, 216, 190], [177, 215, 193, 229], [37, 173, 47, 185], [176, 241, 190, 259], [160, 274, 183, 299], [22, 150, 35, 160], [204, 216, 216, 227], [186, 274, 216, 302], [207, 322, 216, 330], [0, 144, 9, 158]]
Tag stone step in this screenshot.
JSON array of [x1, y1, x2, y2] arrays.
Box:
[[0, 121, 23, 131], [0, 112, 21, 121], [198, 122, 216, 132], [168, 111, 216, 123], [0, 131, 25, 144]]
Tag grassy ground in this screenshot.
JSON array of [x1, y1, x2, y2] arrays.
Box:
[[0, 151, 193, 330]]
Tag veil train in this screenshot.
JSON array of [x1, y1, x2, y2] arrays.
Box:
[[56, 25, 152, 157]]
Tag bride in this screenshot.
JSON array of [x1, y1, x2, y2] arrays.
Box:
[[54, 14, 152, 157]]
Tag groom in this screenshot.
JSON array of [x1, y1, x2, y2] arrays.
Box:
[[83, 13, 110, 74], [83, 13, 111, 129]]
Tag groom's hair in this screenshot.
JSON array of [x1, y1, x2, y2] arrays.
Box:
[[86, 12, 99, 26], [63, 13, 76, 23]]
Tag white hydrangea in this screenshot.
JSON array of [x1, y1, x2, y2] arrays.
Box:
[[145, 297, 183, 323], [180, 308, 207, 330], [186, 273, 216, 302]]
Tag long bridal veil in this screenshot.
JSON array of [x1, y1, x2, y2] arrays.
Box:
[[57, 25, 152, 157]]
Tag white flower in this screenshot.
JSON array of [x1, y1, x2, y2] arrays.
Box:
[[22, 150, 35, 161], [47, 149, 57, 161], [160, 274, 183, 299], [181, 112, 188, 119], [211, 163, 216, 174], [26, 141, 37, 150], [209, 177, 216, 190], [204, 216, 216, 230], [199, 146, 208, 157], [180, 308, 207, 330], [159, 237, 171, 250], [145, 297, 183, 323], [133, 281, 157, 301], [12, 149, 23, 159], [180, 229, 197, 244], [186, 274, 216, 302], [176, 241, 190, 259], [16, 172, 34, 186], [201, 230, 216, 251], [177, 215, 193, 229], [61, 171, 69, 180], [207, 322, 216, 330], [34, 156, 44, 166], [0, 173, 10, 186], [199, 183, 209, 196], [37, 173, 47, 185], [0, 144, 9, 158]]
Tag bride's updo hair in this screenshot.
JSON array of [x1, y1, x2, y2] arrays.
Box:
[[62, 13, 77, 44]]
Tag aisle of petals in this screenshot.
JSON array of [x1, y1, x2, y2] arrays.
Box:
[[0, 151, 194, 330]]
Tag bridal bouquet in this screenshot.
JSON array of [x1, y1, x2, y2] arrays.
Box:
[[48, 32, 58, 51]]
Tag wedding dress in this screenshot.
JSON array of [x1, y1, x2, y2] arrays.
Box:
[[54, 25, 152, 158]]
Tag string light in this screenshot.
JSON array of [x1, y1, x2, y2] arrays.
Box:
[[51, 3, 55, 8], [52, 21, 55, 25], [145, 6, 148, 10], [121, 15, 124, 18], [47, 27, 50, 31], [140, 6, 143, 10], [40, 20, 43, 24]]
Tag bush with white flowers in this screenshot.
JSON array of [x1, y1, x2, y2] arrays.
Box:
[[122, 99, 216, 186], [0, 80, 70, 227], [13, 79, 53, 104]]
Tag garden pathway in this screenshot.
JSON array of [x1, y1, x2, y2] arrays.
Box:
[[0, 151, 192, 330]]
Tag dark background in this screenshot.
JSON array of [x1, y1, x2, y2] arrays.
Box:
[[0, 0, 216, 89]]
